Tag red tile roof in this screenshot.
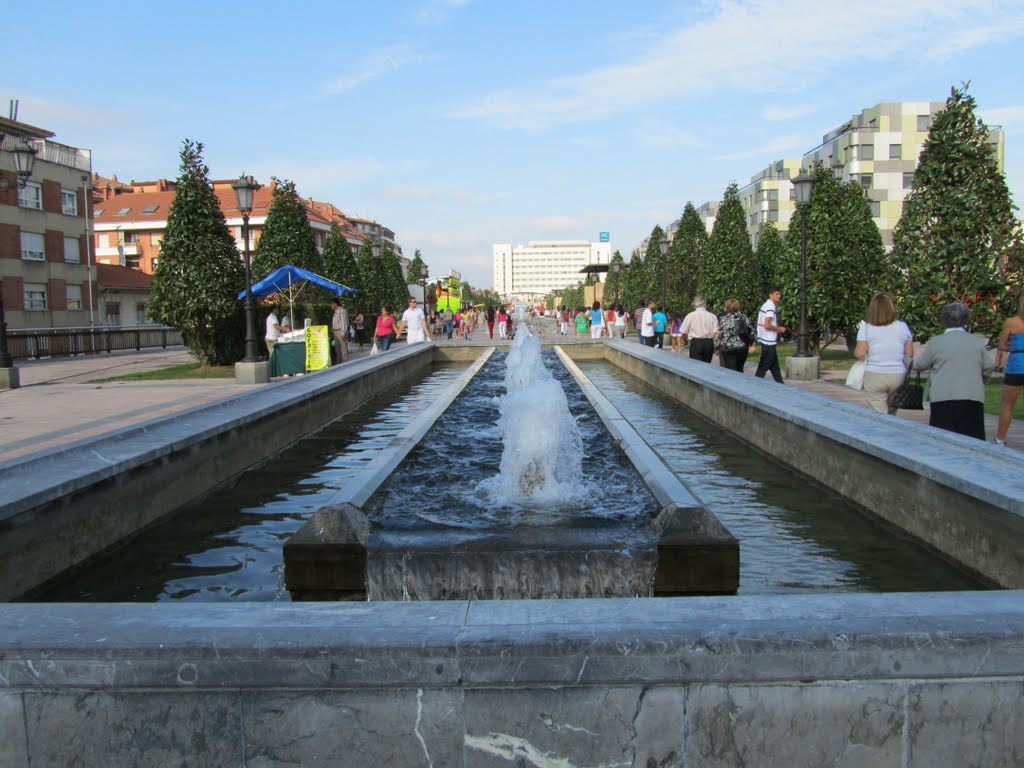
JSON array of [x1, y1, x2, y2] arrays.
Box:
[[97, 263, 154, 290]]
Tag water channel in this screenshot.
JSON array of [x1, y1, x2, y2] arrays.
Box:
[[34, 350, 986, 602]]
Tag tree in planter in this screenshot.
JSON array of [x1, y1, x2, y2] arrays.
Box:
[[622, 248, 646, 312], [753, 222, 784, 302], [668, 202, 706, 311], [356, 238, 384, 322], [604, 250, 626, 307], [321, 223, 361, 294], [407, 249, 426, 283], [251, 179, 319, 278], [892, 83, 1024, 341], [643, 225, 667, 309], [774, 164, 889, 352], [148, 139, 244, 366], [699, 183, 758, 316]]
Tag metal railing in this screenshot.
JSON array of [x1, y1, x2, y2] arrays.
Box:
[[5, 325, 182, 360]]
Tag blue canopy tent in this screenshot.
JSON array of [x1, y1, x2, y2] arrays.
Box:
[[239, 265, 356, 330]]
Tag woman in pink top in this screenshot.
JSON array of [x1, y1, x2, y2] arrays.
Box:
[[373, 304, 397, 351]]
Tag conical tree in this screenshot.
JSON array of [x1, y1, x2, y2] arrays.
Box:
[[892, 83, 1024, 341], [251, 179, 319, 278], [380, 242, 408, 309], [699, 183, 757, 315], [622, 248, 645, 311], [754, 222, 784, 302], [668, 202, 706, 311], [148, 139, 244, 366], [775, 164, 889, 352], [644, 225, 667, 308], [604, 250, 626, 307], [407, 249, 426, 283], [321, 222, 361, 297]]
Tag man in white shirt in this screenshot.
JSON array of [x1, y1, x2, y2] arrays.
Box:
[[265, 304, 286, 356], [641, 300, 657, 348], [680, 295, 719, 363], [330, 297, 349, 364], [755, 287, 786, 382], [396, 297, 432, 344]]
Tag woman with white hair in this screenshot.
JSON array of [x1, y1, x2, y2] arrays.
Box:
[[911, 302, 994, 440]]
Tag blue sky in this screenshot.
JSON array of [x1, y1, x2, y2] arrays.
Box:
[[5, 0, 1023, 289]]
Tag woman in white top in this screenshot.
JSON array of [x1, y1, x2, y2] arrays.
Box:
[[854, 293, 914, 415]]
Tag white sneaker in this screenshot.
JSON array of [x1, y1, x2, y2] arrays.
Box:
[[994, 438, 1007, 446]]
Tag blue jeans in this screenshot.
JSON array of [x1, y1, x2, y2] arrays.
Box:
[[377, 334, 392, 352]]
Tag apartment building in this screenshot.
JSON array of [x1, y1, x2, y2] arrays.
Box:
[[0, 117, 95, 330], [728, 101, 1006, 248], [91, 177, 402, 277], [493, 240, 611, 301]]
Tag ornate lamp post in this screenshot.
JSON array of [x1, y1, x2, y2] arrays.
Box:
[[420, 264, 430, 317], [0, 139, 38, 388], [659, 238, 670, 308], [611, 260, 622, 307], [791, 168, 815, 359], [232, 174, 261, 363]]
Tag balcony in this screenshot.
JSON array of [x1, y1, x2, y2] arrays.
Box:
[[0, 136, 92, 173]]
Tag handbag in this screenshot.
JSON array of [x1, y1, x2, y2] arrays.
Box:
[[845, 359, 866, 390], [891, 368, 924, 410]]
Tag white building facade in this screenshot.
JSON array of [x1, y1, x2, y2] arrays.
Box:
[[493, 240, 611, 302]]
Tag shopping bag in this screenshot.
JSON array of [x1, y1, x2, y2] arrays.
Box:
[[370, 342, 379, 356], [845, 360, 866, 390]]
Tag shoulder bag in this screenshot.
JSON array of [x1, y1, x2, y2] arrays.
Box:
[[891, 367, 924, 410]]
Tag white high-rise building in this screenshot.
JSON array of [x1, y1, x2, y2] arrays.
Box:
[[493, 240, 611, 302]]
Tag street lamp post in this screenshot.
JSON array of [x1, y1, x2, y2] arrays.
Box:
[[791, 168, 815, 359], [659, 238, 670, 309], [0, 139, 39, 388], [232, 175, 261, 363], [611, 260, 621, 307], [420, 265, 430, 318]]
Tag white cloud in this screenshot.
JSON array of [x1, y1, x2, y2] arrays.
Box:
[[450, 0, 1024, 131], [533, 215, 581, 234], [714, 134, 805, 161], [384, 184, 438, 202], [231, 157, 383, 198], [980, 105, 1024, 132], [414, 0, 472, 26], [760, 103, 820, 122], [641, 121, 709, 149], [322, 44, 435, 96]]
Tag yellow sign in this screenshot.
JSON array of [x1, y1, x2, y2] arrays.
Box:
[[305, 326, 330, 372]]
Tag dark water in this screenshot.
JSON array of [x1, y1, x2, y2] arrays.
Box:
[[577, 361, 986, 594], [34, 364, 468, 603], [35, 353, 985, 603]]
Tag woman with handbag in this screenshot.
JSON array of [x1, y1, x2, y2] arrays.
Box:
[[716, 298, 754, 372], [911, 302, 994, 440], [854, 293, 914, 414]]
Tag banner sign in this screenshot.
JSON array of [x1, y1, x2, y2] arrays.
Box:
[[599, 232, 610, 242], [305, 326, 331, 372]]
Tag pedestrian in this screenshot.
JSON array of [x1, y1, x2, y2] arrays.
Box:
[[560, 306, 570, 336], [854, 293, 914, 414], [634, 304, 646, 343], [353, 312, 365, 349], [614, 304, 627, 339], [754, 286, 786, 383], [505, 310, 513, 338], [330, 297, 349, 365], [640, 301, 658, 348], [716, 298, 754, 373], [681, 296, 719, 363], [443, 307, 454, 339], [396, 296, 432, 345], [994, 292, 1024, 446], [574, 306, 589, 338], [486, 305, 496, 339], [670, 313, 684, 352], [911, 301, 993, 441], [652, 305, 668, 349], [372, 304, 397, 352], [605, 304, 616, 337], [265, 303, 286, 357], [497, 307, 508, 339], [589, 301, 604, 340]]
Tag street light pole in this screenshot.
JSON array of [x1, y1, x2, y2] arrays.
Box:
[[791, 168, 815, 359], [232, 175, 261, 363], [0, 138, 39, 386], [611, 260, 621, 307], [658, 238, 670, 309]]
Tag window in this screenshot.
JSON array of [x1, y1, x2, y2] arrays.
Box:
[[136, 303, 147, 324], [67, 284, 83, 310], [860, 144, 874, 160], [64, 236, 80, 263], [105, 303, 121, 325], [94, 209, 104, 216], [889, 144, 902, 160], [123, 232, 138, 244], [142, 204, 159, 214], [99, 234, 110, 248], [20, 231, 45, 260], [917, 115, 931, 132], [24, 283, 47, 311], [115, 207, 131, 216], [151, 234, 161, 249], [61, 188, 79, 216], [903, 172, 915, 189], [768, 189, 778, 202], [18, 181, 42, 210], [860, 174, 873, 189]]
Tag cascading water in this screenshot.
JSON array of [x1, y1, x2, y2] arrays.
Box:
[[477, 324, 588, 506]]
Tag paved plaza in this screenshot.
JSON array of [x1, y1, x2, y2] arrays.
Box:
[[1, 320, 1020, 464]]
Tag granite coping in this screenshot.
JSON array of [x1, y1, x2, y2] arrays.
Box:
[[1, 592, 1022, 689], [0, 345, 435, 521], [606, 340, 1024, 517]]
